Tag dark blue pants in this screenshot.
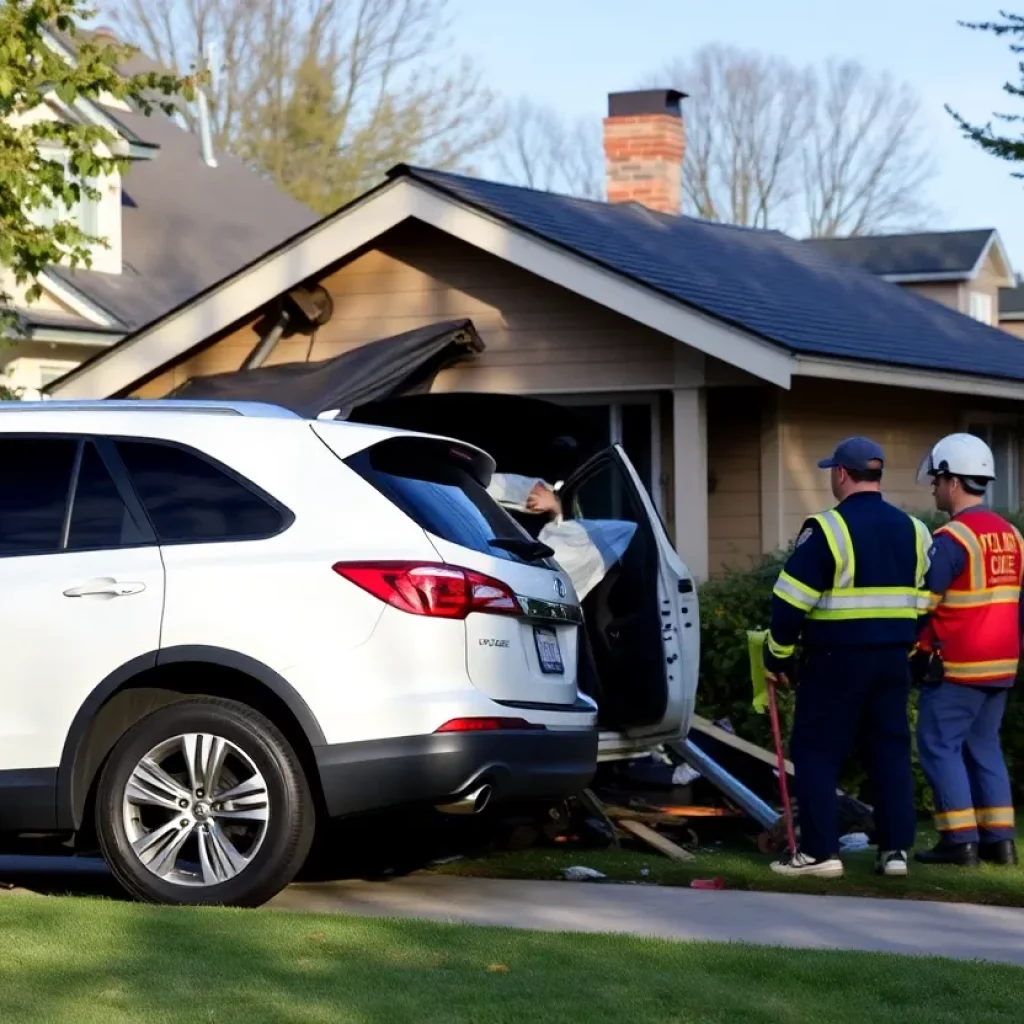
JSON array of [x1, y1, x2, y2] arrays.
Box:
[[791, 646, 915, 859], [917, 682, 1014, 844]]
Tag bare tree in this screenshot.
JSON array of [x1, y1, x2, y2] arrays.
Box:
[[650, 45, 936, 236], [495, 97, 604, 199], [102, 0, 503, 211], [660, 45, 814, 229], [803, 60, 936, 237]]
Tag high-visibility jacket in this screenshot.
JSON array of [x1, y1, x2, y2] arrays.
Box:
[[766, 492, 931, 666], [919, 508, 1024, 685]]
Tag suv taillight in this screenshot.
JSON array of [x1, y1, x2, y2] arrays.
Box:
[[333, 562, 521, 619]]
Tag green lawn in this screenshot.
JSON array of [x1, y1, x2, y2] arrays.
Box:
[[0, 892, 1022, 1024], [431, 825, 1024, 907]]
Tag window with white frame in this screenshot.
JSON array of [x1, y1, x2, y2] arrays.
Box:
[[966, 418, 1020, 511], [30, 149, 100, 237], [968, 291, 994, 325]]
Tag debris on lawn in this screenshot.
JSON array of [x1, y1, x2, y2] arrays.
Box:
[[616, 820, 695, 861], [562, 865, 607, 881], [839, 833, 870, 852], [689, 877, 726, 890]]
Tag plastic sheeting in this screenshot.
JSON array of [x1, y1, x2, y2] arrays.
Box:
[[487, 472, 637, 601]]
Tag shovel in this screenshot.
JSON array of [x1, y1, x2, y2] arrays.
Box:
[[766, 676, 797, 858], [748, 630, 797, 857]]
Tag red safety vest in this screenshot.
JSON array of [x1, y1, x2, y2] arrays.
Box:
[[920, 508, 1024, 685]]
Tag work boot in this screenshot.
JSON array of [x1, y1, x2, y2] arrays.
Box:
[[979, 840, 1019, 866], [875, 850, 908, 877], [914, 840, 980, 867], [770, 850, 844, 879]]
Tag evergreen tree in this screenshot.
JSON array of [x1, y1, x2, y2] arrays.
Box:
[[947, 11, 1024, 174]]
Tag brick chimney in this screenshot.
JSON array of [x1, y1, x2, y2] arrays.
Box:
[[603, 89, 687, 215]]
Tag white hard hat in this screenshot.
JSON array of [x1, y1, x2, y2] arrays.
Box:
[[917, 432, 995, 490]]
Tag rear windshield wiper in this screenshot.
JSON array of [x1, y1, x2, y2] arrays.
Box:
[[488, 537, 555, 562]]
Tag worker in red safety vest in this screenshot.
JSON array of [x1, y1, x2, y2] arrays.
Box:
[[914, 432, 1023, 867]]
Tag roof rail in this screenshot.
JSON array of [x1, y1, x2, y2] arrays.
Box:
[[0, 399, 301, 419]]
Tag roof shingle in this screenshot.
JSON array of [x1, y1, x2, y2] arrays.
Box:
[[801, 230, 995, 278], [394, 166, 1024, 383]]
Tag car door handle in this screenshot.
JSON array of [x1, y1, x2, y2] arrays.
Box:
[[63, 579, 147, 598]]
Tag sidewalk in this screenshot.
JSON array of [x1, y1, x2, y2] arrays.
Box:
[[269, 874, 1024, 965]]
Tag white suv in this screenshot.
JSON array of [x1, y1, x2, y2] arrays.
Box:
[[0, 400, 601, 907]]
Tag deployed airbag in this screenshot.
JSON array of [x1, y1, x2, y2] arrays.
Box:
[[487, 472, 637, 601]]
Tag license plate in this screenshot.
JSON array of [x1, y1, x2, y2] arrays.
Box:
[[533, 626, 564, 674]]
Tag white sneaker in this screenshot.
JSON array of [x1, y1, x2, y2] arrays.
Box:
[[770, 850, 844, 878], [876, 850, 908, 877]]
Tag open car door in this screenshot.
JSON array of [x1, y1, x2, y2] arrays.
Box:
[[558, 444, 698, 741]]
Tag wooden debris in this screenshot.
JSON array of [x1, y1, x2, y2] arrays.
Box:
[[577, 788, 620, 847], [617, 819, 695, 861]]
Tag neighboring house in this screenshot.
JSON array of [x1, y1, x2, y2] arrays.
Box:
[[804, 229, 1015, 328], [999, 277, 1024, 340], [0, 26, 316, 397], [47, 89, 1024, 579]]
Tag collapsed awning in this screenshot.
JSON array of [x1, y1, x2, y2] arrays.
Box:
[[167, 319, 485, 419]]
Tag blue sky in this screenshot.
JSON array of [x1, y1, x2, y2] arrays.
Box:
[[449, 0, 1024, 266]]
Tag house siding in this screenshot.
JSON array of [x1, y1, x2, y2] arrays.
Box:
[[1000, 319, 1024, 340], [134, 221, 680, 398], [903, 281, 963, 313], [707, 388, 762, 572], [778, 378, 959, 538]]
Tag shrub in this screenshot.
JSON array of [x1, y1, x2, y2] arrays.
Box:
[[696, 520, 1024, 813]]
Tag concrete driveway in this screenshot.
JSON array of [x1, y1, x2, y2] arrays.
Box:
[[4, 854, 1024, 966]]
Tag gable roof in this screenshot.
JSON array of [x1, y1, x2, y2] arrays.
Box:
[[801, 229, 1012, 284], [396, 168, 1024, 383], [31, 27, 319, 333], [48, 165, 1024, 401]]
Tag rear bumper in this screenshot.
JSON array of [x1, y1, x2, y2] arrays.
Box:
[[313, 727, 598, 818]]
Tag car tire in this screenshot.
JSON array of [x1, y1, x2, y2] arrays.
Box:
[[95, 696, 315, 908]]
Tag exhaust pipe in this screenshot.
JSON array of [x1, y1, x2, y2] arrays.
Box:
[[435, 784, 492, 816]]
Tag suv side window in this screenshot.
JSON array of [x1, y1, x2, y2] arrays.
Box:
[[68, 442, 148, 551], [115, 440, 286, 543], [0, 437, 77, 557]]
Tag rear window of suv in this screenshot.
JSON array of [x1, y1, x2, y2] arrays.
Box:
[[347, 438, 549, 566]]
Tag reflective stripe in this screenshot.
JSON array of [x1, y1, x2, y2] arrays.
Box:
[[941, 586, 1021, 608], [935, 808, 978, 832], [808, 585, 922, 620], [977, 806, 1016, 828], [919, 591, 942, 612], [936, 520, 985, 591], [811, 510, 854, 590], [943, 658, 1019, 680], [910, 515, 933, 588], [766, 631, 795, 659], [772, 571, 821, 612]]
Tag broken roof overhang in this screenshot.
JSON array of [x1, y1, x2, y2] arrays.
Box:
[[166, 319, 486, 418]]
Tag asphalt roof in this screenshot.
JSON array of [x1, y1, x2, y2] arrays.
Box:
[[391, 166, 1024, 383], [801, 230, 995, 278], [43, 28, 318, 331], [1001, 281, 1024, 317]]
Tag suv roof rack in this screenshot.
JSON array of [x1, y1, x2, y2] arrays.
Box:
[[0, 400, 301, 419]]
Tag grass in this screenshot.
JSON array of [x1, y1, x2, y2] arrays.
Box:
[[0, 892, 1023, 1024], [430, 825, 1024, 907]]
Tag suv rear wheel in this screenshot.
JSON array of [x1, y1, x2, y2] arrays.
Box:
[[95, 697, 314, 907]]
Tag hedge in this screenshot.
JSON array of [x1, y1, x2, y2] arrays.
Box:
[[695, 510, 1024, 813]]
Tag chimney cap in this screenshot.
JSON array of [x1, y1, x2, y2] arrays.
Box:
[[607, 89, 687, 119]]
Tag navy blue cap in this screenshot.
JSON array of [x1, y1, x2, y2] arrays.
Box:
[[817, 436, 885, 471]]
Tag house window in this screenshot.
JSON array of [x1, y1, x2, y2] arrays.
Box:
[[30, 149, 100, 237], [968, 291, 994, 325], [547, 394, 662, 513], [966, 420, 1020, 511]]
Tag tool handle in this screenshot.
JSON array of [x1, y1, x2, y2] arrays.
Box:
[[767, 680, 798, 857]]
